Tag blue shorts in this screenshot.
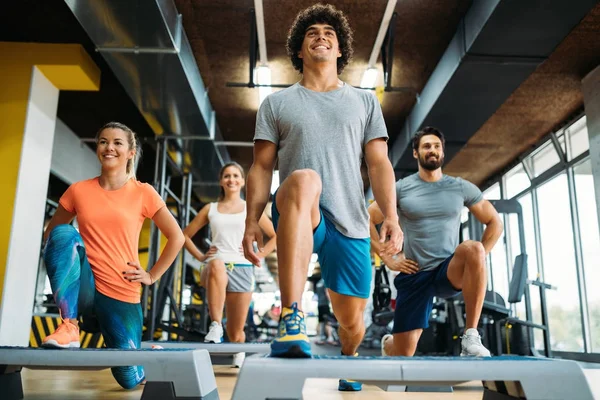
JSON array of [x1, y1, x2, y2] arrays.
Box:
[[271, 192, 372, 298], [392, 255, 461, 333]]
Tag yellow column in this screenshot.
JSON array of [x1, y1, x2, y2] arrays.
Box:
[[0, 42, 100, 346]]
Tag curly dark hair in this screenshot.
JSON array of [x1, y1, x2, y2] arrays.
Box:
[[286, 3, 354, 75]]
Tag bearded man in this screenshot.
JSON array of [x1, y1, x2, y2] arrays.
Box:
[[368, 126, 504, 357]]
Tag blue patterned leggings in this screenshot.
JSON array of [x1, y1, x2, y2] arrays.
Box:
[[43, 224, 144, 389]]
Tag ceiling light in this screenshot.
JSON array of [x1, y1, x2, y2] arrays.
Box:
[[360, 67, 378, 88], [255, 64, 272, 106]]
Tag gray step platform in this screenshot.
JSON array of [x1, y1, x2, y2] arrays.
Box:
[[142, 341, 270, 354], [231, 354, 594, 400], [0, 346, 218, 400], [142, 342, 270, 366]]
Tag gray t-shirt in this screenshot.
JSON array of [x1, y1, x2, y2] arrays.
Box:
[[254, 82, 388, 238], [397, 173, 483, 271]]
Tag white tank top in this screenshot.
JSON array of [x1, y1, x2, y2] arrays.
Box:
[[206, 202, 251, 264]]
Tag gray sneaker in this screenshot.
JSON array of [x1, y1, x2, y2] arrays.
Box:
[[460, 328, 491, 357]]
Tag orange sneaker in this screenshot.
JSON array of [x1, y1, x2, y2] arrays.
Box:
[[42, 319, 80, 349]]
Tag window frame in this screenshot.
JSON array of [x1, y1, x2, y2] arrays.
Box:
[[479, 114, 594, 355]]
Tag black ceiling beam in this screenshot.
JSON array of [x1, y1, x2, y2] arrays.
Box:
[[248, 8, 257, 87], [369, 11, 416, 95], [381, 12, 397, 91], [227, 8, 292, 89]]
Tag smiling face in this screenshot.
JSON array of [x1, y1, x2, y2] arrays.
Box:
[[219, 165, 245, 196], [298, 23, 342, 66], [96, 128, 135, 174], [414, 134, 445, 171]]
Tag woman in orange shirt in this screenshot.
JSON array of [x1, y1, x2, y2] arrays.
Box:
[[42, 122, 184, 389]]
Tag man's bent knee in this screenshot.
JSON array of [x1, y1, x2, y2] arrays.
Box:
[[336, 313, 364, 337], [280, 169, 322, 201], [392, 330, 422, 356], [458, 240, 485, 263]]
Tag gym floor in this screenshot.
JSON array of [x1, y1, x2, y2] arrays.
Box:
[[18, 339, 600, 399], [20, 367, 600, 399]]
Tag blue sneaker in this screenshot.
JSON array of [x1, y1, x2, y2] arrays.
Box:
[[269, 302, 312, 358], [338, 352, 362, 391], [338, 379, 363, 391]]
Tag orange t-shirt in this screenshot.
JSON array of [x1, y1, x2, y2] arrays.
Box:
[[59, 177, 165, 303]]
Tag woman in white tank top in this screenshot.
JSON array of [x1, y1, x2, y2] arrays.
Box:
[[183, 162, 276, 359]]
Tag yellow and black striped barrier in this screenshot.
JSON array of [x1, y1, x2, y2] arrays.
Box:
[[30, 315, 104, 348], [30, 315, 173, 346]]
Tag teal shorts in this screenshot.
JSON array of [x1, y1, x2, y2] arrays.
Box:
[[271, 191, 372, 298]]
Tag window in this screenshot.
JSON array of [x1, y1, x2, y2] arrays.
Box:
[[518, 194, 539, 285], [523, 140, 560, 178], [460, 208, 470, 242], [482, 183, 508, 299], [271, 170, 280, 194], [509, 193, 543, 345], [505, 163, 530, 199], [481, 113, 596, 355], [484, 183, 501, 200], [537, 173, 584, 351], [573, 160, 600, 351], [566, 116, 589, 161], [557, 133, 566, 157], [489, 224, 509, 303], [460, 207, 469, 224], [461, 225, 470, 242]]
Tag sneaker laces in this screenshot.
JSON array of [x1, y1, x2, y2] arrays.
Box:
[[52, 320, 78, 339], [281, 302, 304, 334], [461, 332, 483, 344], [56, 310, 77, 333]]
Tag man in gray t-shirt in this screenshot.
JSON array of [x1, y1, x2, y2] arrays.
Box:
[[369, 126, 503, 358], [241, 4, 401, 384]]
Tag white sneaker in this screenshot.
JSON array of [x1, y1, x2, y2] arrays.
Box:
[[232, 352, 245, 368], [204, 321, 224, 343], [381, 334, 393, 356], [461, 328, 491, 357]]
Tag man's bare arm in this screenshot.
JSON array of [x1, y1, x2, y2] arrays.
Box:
[[365, 138, 401, 255], [368, 201, 385, 256], [243, 140, 278, 264], [246, 140, 278, 223], [469, 199, 504, 254]]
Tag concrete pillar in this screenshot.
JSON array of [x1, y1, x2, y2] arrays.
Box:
[[582, 65, 600, 240], [51, 119, 101, 184], [0, 42, 100, 346]]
